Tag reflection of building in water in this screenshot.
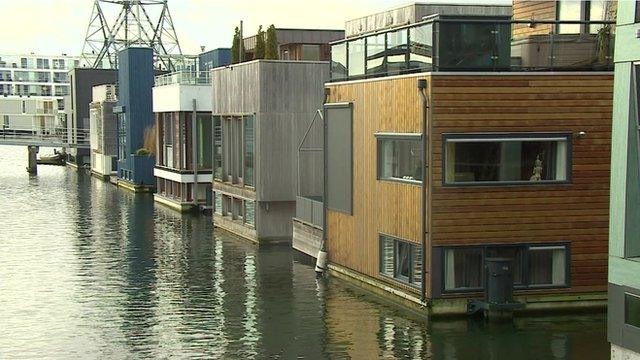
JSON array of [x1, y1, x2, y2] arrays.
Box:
[[323, 281, 431, 358]]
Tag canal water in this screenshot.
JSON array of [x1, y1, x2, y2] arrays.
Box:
[[0, 146, 609, 359]]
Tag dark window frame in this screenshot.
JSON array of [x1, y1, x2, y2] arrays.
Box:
[[442, 132, 573, 187], [440, 242, 571, 294], [375, 133, 423, 186], [379, 233, 422, 288]]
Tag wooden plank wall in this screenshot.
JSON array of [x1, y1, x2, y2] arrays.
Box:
[[326, 76, 425, 295], [430, 74, 613, 295], [512, 0, 556, 38]]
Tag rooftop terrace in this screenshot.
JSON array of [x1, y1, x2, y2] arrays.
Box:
[[330, 17, 616, 82]]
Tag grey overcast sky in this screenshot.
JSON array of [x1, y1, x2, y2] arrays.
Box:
[[1, 0, 510, 56]]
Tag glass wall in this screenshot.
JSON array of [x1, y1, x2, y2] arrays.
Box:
[[244, 115, 255, 187], [387, 29, 408, 75], [347, 38, 365, 78], [366, 33, 386, 76], [197, 113, 212, 170], [409, 25, 433, 71], [331, 43, 347, 81], [213, 116, 222, 180]]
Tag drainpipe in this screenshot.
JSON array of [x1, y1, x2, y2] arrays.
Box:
[[418, 79, 430, 304], [315, 87, 331, 276], [192, 99, 198, 207]]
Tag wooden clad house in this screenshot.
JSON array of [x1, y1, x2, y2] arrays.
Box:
[[321, 1, 615, 315]]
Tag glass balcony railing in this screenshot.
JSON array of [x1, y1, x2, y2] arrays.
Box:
[[330, 18, 616, 81], [154, 71, 211, 87]]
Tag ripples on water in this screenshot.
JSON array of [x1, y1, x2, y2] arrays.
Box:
[[0, 146, 608, 359]]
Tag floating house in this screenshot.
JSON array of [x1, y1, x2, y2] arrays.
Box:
[[114, 47, 156, 192], [241, 28, 344, 61], [211, 60, 329, 243], [89, 84, 118, 180], [153, 70, 214, 211], [608, 1, 640, 358], [65, 68, 117, 167], [198, 48, 231, 72], [315, 0, 615, 315]]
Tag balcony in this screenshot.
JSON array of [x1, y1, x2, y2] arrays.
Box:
[[154, 71, 211, 87], [330, 17, 615, 81]]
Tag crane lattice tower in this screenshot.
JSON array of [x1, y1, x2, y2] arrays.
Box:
[[81, 0, 184, 71]]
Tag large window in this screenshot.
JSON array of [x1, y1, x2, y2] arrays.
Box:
[[162, 113, 173, 168], [196, 113, 212, 170], [557, 0, 582, 34], [442, 244, 569, 293], [557, 0, 614, 34], [444, 134, 570, 185], [219, 114, 255, 186], [377, 134, 422, 184], [244, 115, 255, 187], [380, 234, 422, 288], [213, 116, 222, 180], [244, 201, 255, 227]]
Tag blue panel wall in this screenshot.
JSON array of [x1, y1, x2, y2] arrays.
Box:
[[116, 47, 155, 186], [199, 48, 231, 71]]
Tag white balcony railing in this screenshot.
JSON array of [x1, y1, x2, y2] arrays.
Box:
[[154, 71, 211, 87]]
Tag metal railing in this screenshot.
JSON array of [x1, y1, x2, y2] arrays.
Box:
[[154, 71, 211, 87], [0, 126, 90, 148]]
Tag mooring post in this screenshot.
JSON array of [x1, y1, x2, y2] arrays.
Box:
[[27, 145, 39, 174]]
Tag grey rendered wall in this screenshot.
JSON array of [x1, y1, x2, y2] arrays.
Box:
[[256, 200, 296, 242], [256, 61, 329, 202], [67, 68, 117, 163], [211, 63, 260, 114], [211, 60, 329, 203]]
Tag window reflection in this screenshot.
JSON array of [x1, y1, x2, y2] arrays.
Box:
[[348, 39, 365, 77]]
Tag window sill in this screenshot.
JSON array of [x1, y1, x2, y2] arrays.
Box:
[[379, 273, 421, 290], [442, 180, 571, 188], [378, 177, 422, 186]]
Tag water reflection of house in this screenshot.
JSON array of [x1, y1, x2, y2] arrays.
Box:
[[306, 0, 616, 316]]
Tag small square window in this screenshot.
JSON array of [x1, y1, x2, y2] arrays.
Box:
[[625, 293, 640, 328], [377, 135, 423, 184], [444, 248, 483, 291], [379, 234, 422, 287]]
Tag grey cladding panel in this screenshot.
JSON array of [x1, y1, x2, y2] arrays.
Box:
[[325, 104, 352, 214]]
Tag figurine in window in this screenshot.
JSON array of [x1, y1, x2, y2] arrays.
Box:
[[530, 154, 543, 181]]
